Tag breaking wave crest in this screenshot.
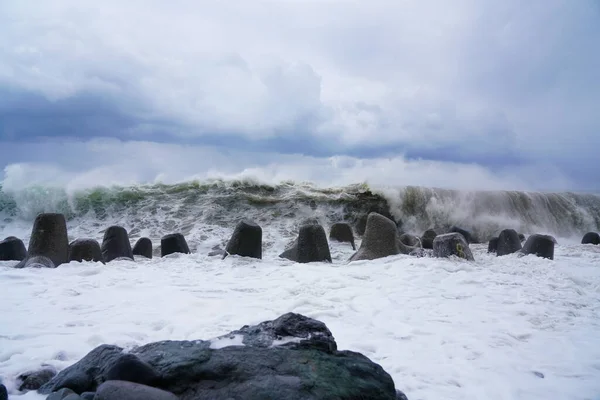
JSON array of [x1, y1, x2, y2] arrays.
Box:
[[1, 179, 599, 246]]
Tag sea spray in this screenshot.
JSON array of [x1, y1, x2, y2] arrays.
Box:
[[1, 181, 599, 250]]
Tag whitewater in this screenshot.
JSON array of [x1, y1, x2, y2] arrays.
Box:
[[1, 180, 600, 400]]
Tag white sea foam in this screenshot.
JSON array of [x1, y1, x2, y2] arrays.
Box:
[[1, 241, 599, 400]]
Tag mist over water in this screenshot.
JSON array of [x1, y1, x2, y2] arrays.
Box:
[[1, 179, 598, 252]]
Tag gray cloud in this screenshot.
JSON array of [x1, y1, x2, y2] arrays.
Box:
[[0, 0, 598, 188]]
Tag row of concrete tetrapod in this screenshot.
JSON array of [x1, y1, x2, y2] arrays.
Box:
[[1, 212, 597, 266]]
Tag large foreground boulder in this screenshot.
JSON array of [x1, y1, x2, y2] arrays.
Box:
[[581, 232, 600, 245], [68, 239, 104, 264], [39, 313, 402, 400], [496, 229, 522, 256], [15, 213, 69, 268], [279, 224, 331, 263], [433, 233, 474, 261], [224, 220, 262, 259], [161, 233, 190, 257], [520, 234, 555, 260], [101, 226, 133, 262], [0, 236, 27, 261], [133, 237, 153, 259], [0, 384, 6, 400], [350, 212, 399, 261], [329, 223, 356, 250], [420, 229, 437, 249]]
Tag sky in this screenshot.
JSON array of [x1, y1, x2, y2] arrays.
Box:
[[0, 0, 599, 192]]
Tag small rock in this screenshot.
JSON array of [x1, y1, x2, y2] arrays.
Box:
[[80, 393, 95, 400], [47, 388, 81, 400], [532, 371, 545, 379], [95, 381, 178, 400], [105, 353, 159, 386], [18, 366, 57, 391]]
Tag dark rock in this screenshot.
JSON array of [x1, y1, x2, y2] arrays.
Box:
[[496, 229, 522, 256], [0, 236, 27, 261], [39, 345, 123, 394], [450, 226, 474, 244], [41, 313, 400, 400], [133, 237, 153, 259], [396, 390, 409, 400], [421, 229, 437, 249], [279, 224, 331, 263], [518, 233, 526, 242], [520, 234, 555, 260], [18, 366, 57, 391], [581, 232, 600, 245], [161, 233, 190, 257], [433, 233, 474, 261], [15, 255, 55, 269], [488, 237, 499, 253], [46, 388, 81, 400], [0, 384, 6, 400], [398, 233, 421, 255], [533, 371, 545, 379], [105, 353, 159, 386], [16, 213, 69, 268], [80, 393, 95, 400], [68, 239, 104, 264], [350, 212, 399, 262], [95, 381, 178, 400], [101, 226, 133, 263], [329, 222, 356, 250], [224, 220, 262, 259]]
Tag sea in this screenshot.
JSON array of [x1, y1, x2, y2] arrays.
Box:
[[1, 180, 599, 400]]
